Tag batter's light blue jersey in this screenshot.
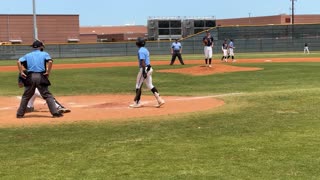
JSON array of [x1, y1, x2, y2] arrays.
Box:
[[137, 47, 150, 67], [19, 50, 52, 72], [171, 42, 182, 51]]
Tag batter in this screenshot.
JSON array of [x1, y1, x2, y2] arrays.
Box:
[[129, 37, 165, 108]]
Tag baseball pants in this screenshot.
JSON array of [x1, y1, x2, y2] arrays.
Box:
[[17, 73, 58, 116], [204, 46, 213, 59], [229, 48, 234, 56], [170, 50, 184, 65], [135, 67, 154, 90]]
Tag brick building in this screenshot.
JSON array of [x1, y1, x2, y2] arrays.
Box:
[[79, 25, 147, 42], [0, 14, 79, 44], [216, 14, 320, 26], [1, 14, 320, 44]]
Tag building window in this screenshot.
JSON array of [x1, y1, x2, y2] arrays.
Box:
[[285, 18, 291, 23]]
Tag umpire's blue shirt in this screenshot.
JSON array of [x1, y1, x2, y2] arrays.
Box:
[[19, 50, 52, 72], [171, 42, 182, 51]]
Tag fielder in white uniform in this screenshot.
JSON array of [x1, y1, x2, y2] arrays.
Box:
[[203, 31, 214, 67], [221, 39, 228, 62], [304, 43, 310, 54]]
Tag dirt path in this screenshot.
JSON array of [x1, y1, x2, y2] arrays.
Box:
[[0, 95, 225, 128]]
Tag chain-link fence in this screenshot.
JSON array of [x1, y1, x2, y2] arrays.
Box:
[[1, 24, 320, 60]]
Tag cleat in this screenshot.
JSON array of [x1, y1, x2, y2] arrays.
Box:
[[156, 99, 165, 108], [208, 64, 212, 68], [129, 102, 142, 108]]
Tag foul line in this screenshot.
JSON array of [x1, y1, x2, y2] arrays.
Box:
[[1, 93, 243, 111]]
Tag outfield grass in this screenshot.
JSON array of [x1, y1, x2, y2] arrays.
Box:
[[0, 51, 319, 66], [0, 53, 320, 179]]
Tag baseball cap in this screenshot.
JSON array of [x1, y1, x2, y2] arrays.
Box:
[[31, 40, 44, 48]]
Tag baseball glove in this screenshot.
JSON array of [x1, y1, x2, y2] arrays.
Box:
[[203, 39, 208, 45]]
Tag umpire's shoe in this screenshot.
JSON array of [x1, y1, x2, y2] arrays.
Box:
[[52, 113, 63, 118], [25, 107, 34, 113], [57, 106, 71, 113], [16, 115, 24, 119]]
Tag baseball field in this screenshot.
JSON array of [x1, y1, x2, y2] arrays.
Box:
[[0, 52, 320, 179]]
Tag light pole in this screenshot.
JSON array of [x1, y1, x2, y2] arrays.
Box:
[[33, 0, 38, 40], [291, 0, 297, 25], [290, 0, 297, 38]]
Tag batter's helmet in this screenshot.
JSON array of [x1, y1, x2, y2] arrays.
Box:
[[136, 37, 146, 47]]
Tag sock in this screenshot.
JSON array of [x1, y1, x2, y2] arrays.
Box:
[[151, 87, 159, 94]]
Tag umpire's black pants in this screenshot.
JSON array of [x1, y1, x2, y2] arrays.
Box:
[[17, 73, 58, 116], [170, 50, 184, 65]]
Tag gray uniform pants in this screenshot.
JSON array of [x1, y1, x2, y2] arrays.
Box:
[[170, 50, 184, 65], [17, 73, 58, 116]]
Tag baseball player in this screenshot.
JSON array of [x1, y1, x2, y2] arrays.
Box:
[[170, 39, 185, 65], [18, 71, 71, 113], [203, 30, 214, 67], [227, 39, 236, 62], [304, 42, 310, 54], [221, 39, 228, 62], [129, 37, 165, 108]]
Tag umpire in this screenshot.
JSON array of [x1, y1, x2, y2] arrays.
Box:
[[16, 40, 63, 118], [170, 39, 185, 65]]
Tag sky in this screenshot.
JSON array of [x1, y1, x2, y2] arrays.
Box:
[[0, 0, 319, 26]]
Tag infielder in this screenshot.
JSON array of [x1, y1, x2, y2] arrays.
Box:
[[227, 39, 236, 62], [130, 37, 165, 108], [304, 42, 310, 54], [221, 39, 228, 62], [203, 30, 214, 67]]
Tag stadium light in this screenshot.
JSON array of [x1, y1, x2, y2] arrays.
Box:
[[33, 0, 38, 40]]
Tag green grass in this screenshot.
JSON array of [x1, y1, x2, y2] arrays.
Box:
[[0, 52, 320, 179], [0, 51, 319, 66]]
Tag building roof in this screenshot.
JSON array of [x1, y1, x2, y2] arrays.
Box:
[[80, 25, 147, 35]]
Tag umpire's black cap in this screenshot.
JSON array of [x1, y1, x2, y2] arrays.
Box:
[[31, 40, 44, 48]]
